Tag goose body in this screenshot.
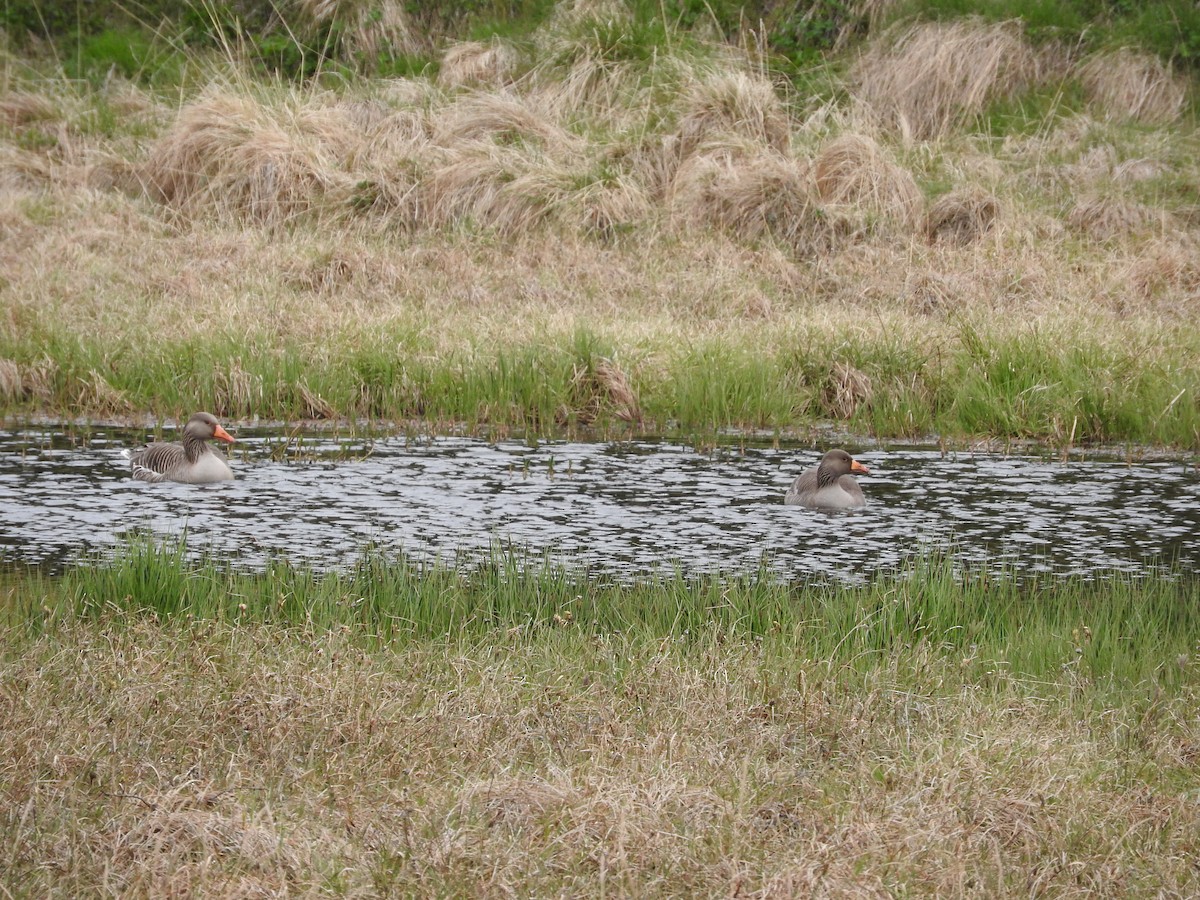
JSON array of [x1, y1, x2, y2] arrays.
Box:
[[785, 449, 869, 510], [128, 412, 235, 484]]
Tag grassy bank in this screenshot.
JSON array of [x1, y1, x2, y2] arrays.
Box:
[[9, 542, 1200, 695], [3, 548, 1200, 895], [2, 5, 1200, 445], [3, 320, 1199, 442]]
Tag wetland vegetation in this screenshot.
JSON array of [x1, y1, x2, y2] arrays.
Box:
[[2, 0, 1199, 446], [4, 0, 1200, 894], [4, 546, 1200, 896]]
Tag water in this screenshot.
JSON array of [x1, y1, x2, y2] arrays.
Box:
[[1, 424, 1197, 580]]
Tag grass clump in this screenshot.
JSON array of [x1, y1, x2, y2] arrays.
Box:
[[813, 132, 924, 229], [140, 87, 354, 225], [1078, 46, 1189, 125], [849, 18, 1039, 140]]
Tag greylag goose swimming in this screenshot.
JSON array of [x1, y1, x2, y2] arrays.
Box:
[[784, 448, 870, 509], [128, 412, 235, 483]]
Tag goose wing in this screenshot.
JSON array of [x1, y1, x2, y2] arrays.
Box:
[[129, 442, 184, 483], [784, 465, 820, 506]]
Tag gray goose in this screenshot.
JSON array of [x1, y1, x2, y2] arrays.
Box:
[[128, 412, 235, 483], [784, 449, 870, 509]]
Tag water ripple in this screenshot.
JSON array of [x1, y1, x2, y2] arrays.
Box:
[[1, 427, 1197, 579]]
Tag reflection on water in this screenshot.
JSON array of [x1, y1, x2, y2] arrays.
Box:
[[1, 425, 1197, 580]]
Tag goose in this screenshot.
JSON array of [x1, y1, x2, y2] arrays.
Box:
[[127, 412, 236, 484], [784, 448, 870, 509]]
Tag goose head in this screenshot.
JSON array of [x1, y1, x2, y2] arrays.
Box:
[[184, 412, 235, 445], [818, 449, 869, 484]]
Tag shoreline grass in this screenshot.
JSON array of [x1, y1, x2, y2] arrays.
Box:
[[7, 542, 1199, 698], [3, 321, 1199, 445], [4, 545, 1200, 895]]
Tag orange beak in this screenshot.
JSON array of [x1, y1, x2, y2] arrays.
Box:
[[851, 459, 870, 475], [213, 424, 236, 444]]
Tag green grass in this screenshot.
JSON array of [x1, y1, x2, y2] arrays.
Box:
[[4, 325, 1197, 445], [9, 540, 1198, 698], [5, 542, 1200, 895]]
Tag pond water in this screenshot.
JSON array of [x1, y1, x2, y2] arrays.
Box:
[[1, 424, 1197, 581]]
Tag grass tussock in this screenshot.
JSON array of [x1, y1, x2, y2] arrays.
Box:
[[0, 91, 58, 127], [432, 91, 581, 156], [675, 71, 792, 159], [813, 132, 923, 229], [141, 90, 351, 224], [438, 38, 522, 89], [1067, 194, 1167, 241], [825, 359, 874, 419], [851, 19, 1038, 140], [0, 357, 21, 401], [296, 0, 422, 62], [424, 144, 574, 235], [1079, 47, 1187, 125], [670, 146, 830, 251], [569, 354, 642, 424], [925, 186, 999, 245], [1126, 239, 1200, 304]]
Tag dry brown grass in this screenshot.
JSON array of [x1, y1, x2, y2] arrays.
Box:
[[670, 145, 831, 252], [571, 169, 653, 237], [1079, 47, 1188, 125], [424, 143, 574, 235], [825, 359, 873, 419], [1067, 194, 1168, 242], [211, 359, 264, 418], [296, 0, 422, 62], [1127, 238, 1200, 304], [78, 369, 133, 415], [431, 90, 582, 158], [902, 270, 970, 317], [140, 89, 353, 224], [0, 357, 55, 403], [0, 90, 57, 127], [0, 145, 52, 190], [813, 132, 923, 229], [4, 620, 1200, 896], [676, 70, 791, 160], [568, 355, 642, 424], [925, 186, 1000, 246], [439, 38, 522, 89], [0, 357, 21, 401], [1, 38, 1199, 410], [850, 19, 1038, 140]]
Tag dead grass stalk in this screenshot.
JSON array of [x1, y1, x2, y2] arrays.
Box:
[[851, 19, 1037, 140], [1079, 48, 1187, 125]]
